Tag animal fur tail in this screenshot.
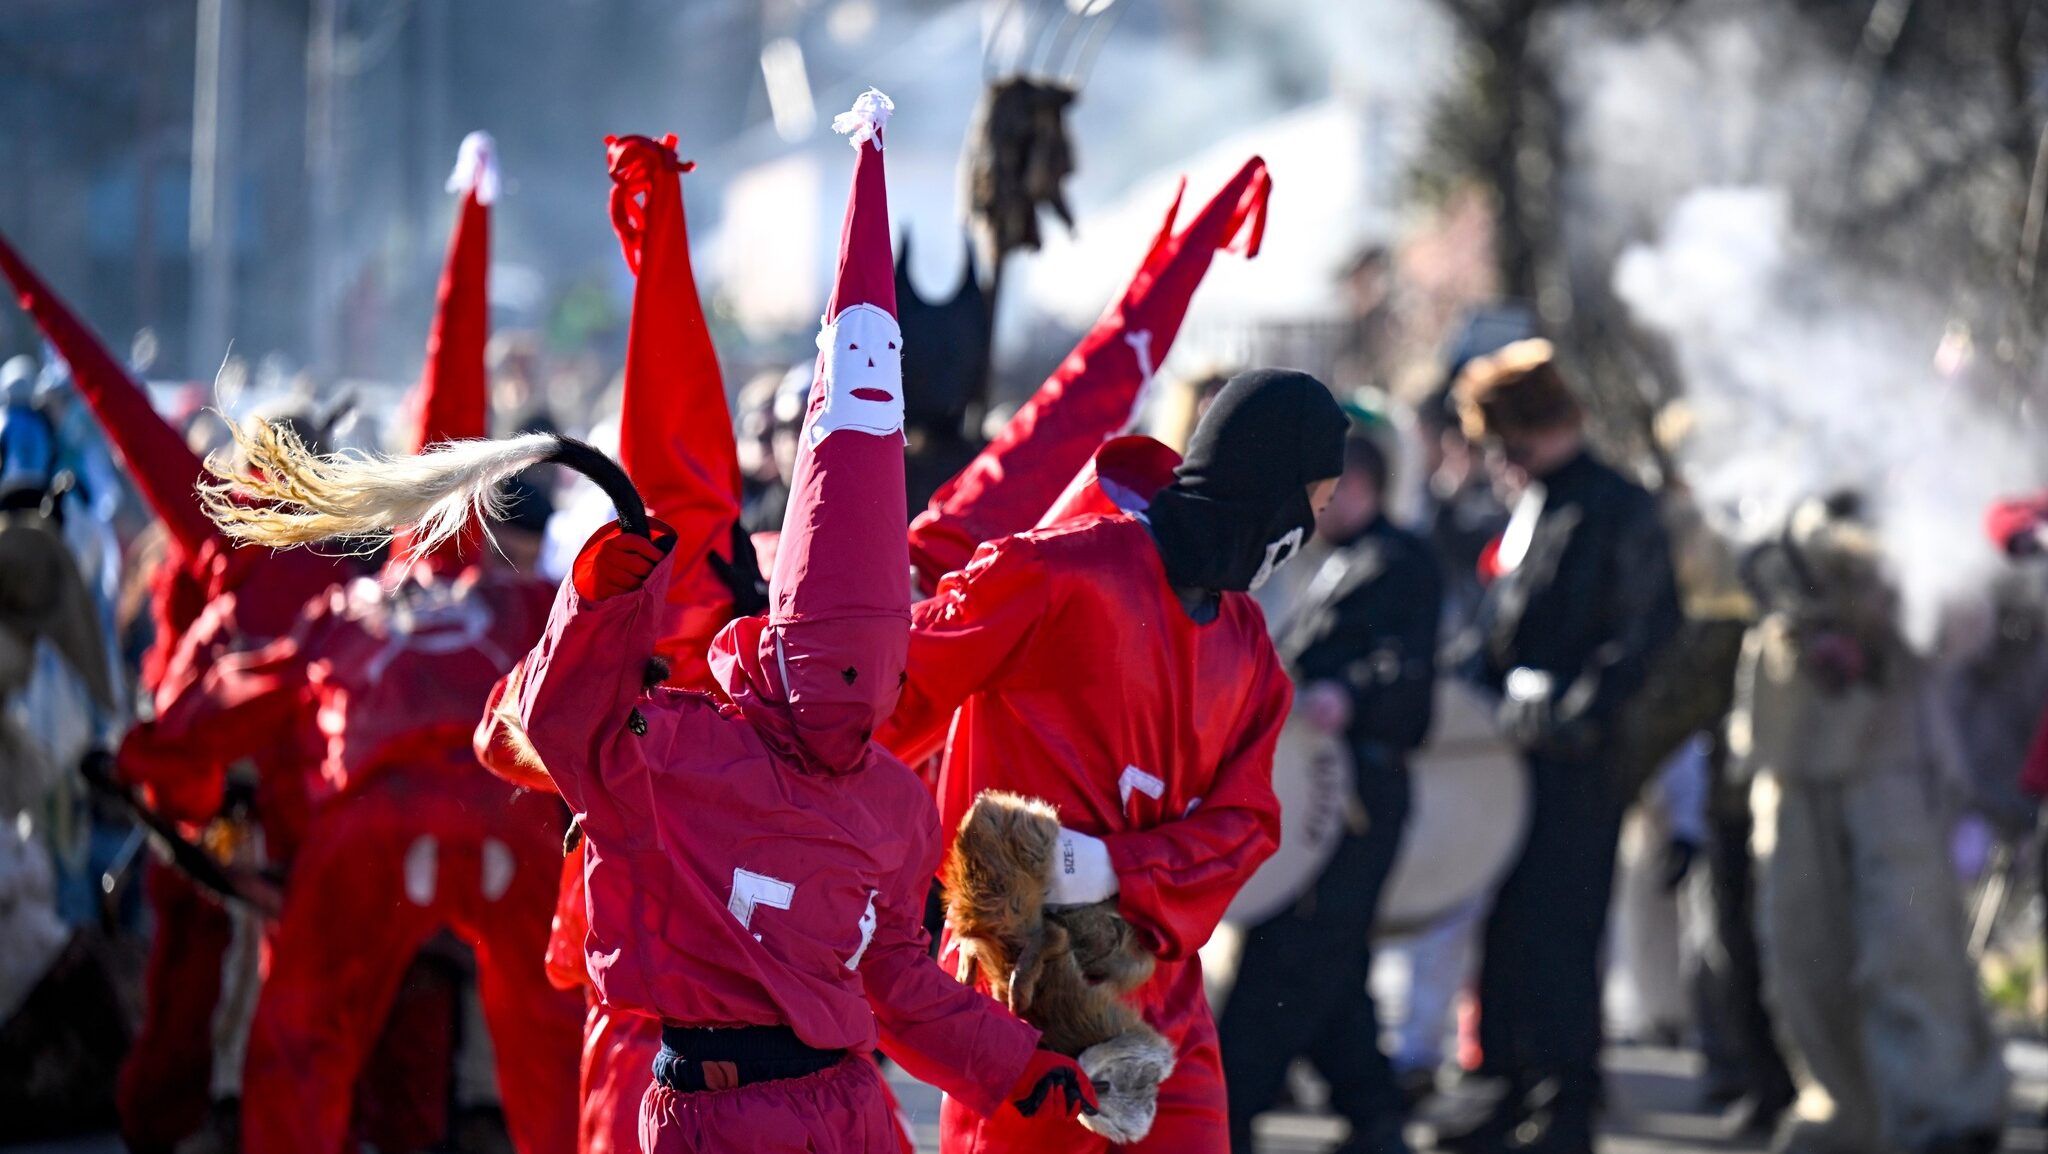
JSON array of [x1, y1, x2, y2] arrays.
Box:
[[201, 420, 647, 560], [943, 790, 1173, 1143]]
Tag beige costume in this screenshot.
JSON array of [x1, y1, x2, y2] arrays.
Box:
[[1731, 499, 2006, 1154]]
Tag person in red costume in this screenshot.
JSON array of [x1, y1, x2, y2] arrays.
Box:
[[472, 129, 760, 1154], [881, 367, 1351, 1154], [115, 131, 583, 1154], [470, 90, 1095, 1154], [0, 222, 366, 1152]]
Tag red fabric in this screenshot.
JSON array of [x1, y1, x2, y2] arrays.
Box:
[[513, 547, 1038, 1118], [239, 770, 581, 1154], [124, 545, 353, 841], [392, 175, 492, 568], [638, 1055, 899, 1154], [877, 515, 1288, 1152], [580, 999, 663, 1154], [116, 860, 232, 1152], [906, 158, 1271, 590], [2020, 703, 2048, 797], [1033, 435, 1183, 533], [574, 522, 670, 602], [0, 227, 221, 561], [711, 117, 907, 778], [940, 1027, 1227, 1153], [1987, 493, 2048, 556], [140, 554, 214, 696], [124, 566, 553, 808], [607, 134, 744, 687], [883, 515, 1288, 958]]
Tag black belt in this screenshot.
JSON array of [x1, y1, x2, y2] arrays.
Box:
[[653, 1024, 844, 1092]]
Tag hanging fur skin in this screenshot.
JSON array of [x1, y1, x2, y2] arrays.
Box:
[[943, 791, 1176, 1144]]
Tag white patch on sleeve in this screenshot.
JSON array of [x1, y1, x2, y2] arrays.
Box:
[[809, 302, 904, 446]]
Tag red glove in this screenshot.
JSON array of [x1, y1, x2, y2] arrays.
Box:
[[1007, 1049, 1099, 1121], [572, 521, 675, 602]]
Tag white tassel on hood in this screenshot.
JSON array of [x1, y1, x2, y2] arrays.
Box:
[[831, 88, 893, 150], [446, 130, 501, 205]]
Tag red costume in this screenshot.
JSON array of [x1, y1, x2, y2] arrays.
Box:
[[882, 510, 1290, 1153], [511, 92, 1071, 1154], [475, 130, 741, 1154], [117, 133, 583, 1154]]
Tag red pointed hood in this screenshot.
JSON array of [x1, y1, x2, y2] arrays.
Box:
[[712, 88, 906, 775], [0, 228, 220, 562], [393, 131, 495, 570], [606, 132, 741, 687], [906, 157, 1271, 588]]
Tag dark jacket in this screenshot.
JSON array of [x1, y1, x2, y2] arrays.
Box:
[[1274, 515, 1444, 760], [1475, 451, 1681, 755]]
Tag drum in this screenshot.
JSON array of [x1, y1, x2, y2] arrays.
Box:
[[1221, 714, 1358, 929], [1377, 680, 1528, 936]]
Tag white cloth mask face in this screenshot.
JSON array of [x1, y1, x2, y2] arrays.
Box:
[[809, 302, 904, 445]]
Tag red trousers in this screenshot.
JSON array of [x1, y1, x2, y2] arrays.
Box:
[[639, 1054, 898, 1154], [939, 1028, 1227, 1153], [117, 860, 232, 1152], [240, 769, 581, 1154], [583, 1000, 662, 1154]]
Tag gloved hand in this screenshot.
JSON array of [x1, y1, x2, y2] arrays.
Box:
[[1008, 1049, 1099, 1121], [1660, 837, 1700, 892], [1047, 827, 1118, 907], [572, 521, 674, 602]]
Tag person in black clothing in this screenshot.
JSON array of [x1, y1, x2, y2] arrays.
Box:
[[1439, 340, 1682, 1154], [1221, 433, 1444, 1154]]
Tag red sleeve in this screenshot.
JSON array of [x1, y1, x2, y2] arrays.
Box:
[[1102, 646, 1288, 961], [515, 532, 670, 847], [118, 604, 323, 823], [867, 795, 1039, 1116], [878, 536, 1051, 768], [906, 368, 1137, 593], [474, 662, 557, 794]]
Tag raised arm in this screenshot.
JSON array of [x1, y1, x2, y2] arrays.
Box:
[[878, 535, 1050, 767], [117, 598, 325, 822], [514, 524, 674, 843]]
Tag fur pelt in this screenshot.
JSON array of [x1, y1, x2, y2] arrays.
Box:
[[943, 791, 1175, 1143]]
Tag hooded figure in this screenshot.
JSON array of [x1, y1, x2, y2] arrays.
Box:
[[116, 132, 583, 1154], [880, 366, 1347, 1154], [353, 91, 1093, 1154], [474, 129, 757, 1154]]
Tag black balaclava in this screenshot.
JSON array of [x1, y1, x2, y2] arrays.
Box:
[[1146, 368, 1347, 592]]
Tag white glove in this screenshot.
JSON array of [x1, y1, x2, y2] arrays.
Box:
[[1047, 827, 1118, 906]]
